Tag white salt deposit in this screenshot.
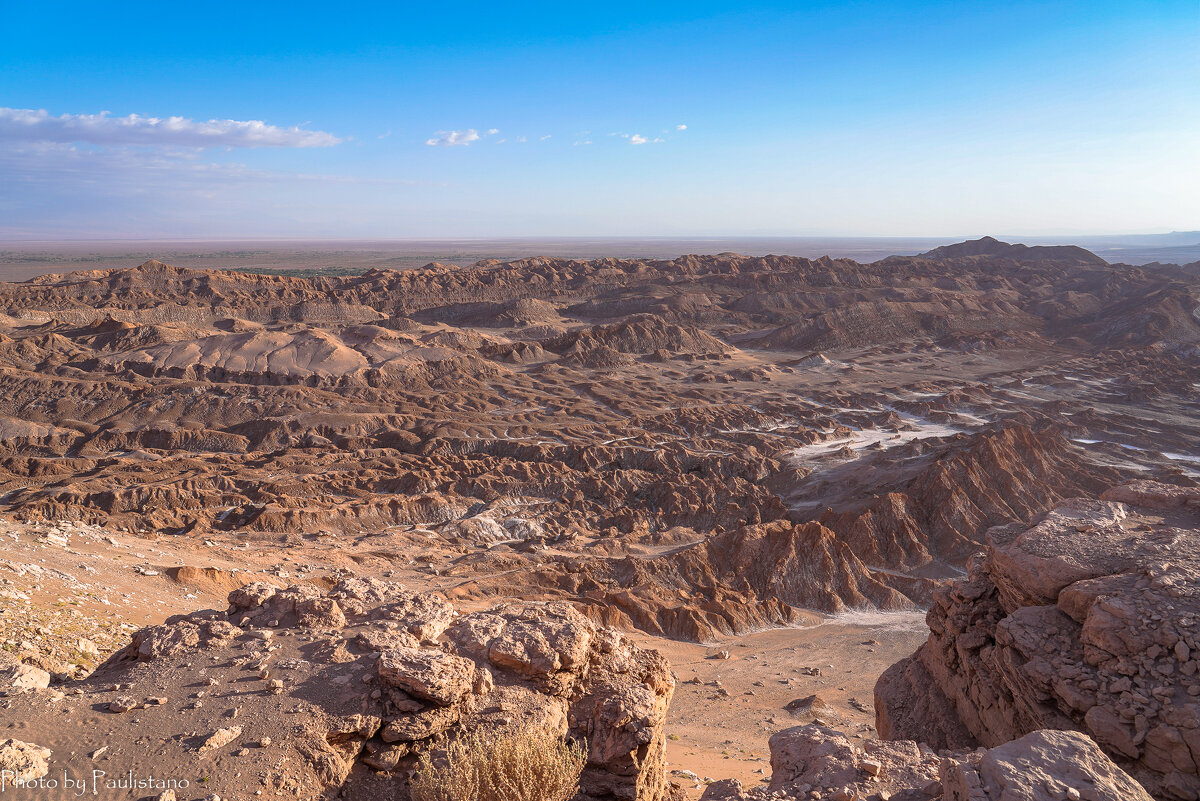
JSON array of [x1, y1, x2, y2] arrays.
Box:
[[789, 412, 962, 462], [819, 609, 928, 632]]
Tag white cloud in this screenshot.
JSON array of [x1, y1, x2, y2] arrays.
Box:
[[676, 124, 687, 130], [539, 134, 552, 141], [619, 132, 666, 145], [425, 128, 501, 146], [0, 107, 342, 148], [425, 129, 482, 146], [517, 136, 527, 143]]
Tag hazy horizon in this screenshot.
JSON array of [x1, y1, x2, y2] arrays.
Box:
[[3, 231, 1199, 283], [2, 229, 1199, 244]]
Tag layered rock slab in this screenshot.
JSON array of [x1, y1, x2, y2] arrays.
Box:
[[875, 481, 1200, 800]]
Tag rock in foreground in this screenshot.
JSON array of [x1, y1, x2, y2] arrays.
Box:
[[700, 725, 1149, 801], [942, 729, 1153, 801], [875, 481, 1200, 800], [2, 579, 676, 801]]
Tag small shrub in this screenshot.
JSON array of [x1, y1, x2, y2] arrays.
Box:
[[409, 727, 587, 801]]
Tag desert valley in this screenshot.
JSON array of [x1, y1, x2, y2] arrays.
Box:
[[0, 237, 1197, 799]]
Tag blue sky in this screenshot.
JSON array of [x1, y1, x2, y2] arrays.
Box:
[[1, 0, 1197, 238]]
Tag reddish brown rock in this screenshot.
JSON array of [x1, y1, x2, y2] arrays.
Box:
[[875, 482, 1200, 800]]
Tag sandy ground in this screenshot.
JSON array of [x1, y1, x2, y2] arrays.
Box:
[[635, 616, 928, 796], [0, 516, 928, 798]]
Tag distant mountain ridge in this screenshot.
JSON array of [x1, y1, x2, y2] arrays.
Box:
[[921, 236, 1108, 265]]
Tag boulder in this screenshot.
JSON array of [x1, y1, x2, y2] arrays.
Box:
[[376, 647, 475, 706], [701, 725, 1150, 801], [0, 663, 50, 692], [941, 730, 1154, 801], [0, 738, 51, 784]]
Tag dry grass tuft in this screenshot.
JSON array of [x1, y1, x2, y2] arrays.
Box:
[[409, 727, 587, 801]]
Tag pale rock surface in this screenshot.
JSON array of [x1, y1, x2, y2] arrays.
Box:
[[0, 663, 50, 692], [700, 723, 943, 801], [941, 730, 1153, 801], [0, 738, 51, 784], [376, 647, 475, 706]]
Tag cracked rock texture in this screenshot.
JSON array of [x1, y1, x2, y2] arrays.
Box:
[[0, 578, 676, 801], [875, 481, 1200, 800]]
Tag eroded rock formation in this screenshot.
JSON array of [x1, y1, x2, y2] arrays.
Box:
[[4, 248, 1199, 645], [875, 481, 1200, 800]]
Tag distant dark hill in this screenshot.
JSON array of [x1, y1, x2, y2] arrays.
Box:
[[922, 236, 1107, 266]]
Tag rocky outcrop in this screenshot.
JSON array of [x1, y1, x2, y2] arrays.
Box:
[[2, 579, 676, 801], [699, 725, 1149, 801], [542, 317, 730, 358], [875, 481, 1200, 800]]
